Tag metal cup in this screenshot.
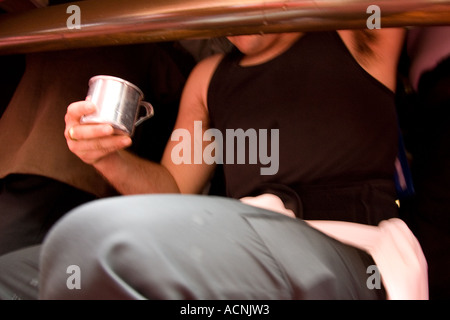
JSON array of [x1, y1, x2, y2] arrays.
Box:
[[80, 75, 154, 136]]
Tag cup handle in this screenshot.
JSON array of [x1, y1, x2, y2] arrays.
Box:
[[135, 101, 154, 126]]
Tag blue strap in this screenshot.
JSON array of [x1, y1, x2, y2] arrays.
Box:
[[394, 129, 415, 199]]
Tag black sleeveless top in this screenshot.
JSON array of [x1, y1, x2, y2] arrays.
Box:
[[207, 31, 399, 225]]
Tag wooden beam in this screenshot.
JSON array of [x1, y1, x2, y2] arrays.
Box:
[[0, 0, 449, 55]]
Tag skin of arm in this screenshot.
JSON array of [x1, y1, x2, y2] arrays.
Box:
[[338, 28, 406, 92], [65, 54, 224, 195]]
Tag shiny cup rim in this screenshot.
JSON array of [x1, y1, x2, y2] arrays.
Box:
[[88, 75, 144, 97]]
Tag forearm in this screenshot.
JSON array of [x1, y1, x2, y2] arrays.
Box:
[[93, 150, 180, 195]]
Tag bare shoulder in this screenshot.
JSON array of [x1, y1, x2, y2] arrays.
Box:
[[182, 53, 225, 109], [188, 53, 225, 86], [337, 29, 405, 65], [173, 53, 226, 127], [337, 29, 406, 91]]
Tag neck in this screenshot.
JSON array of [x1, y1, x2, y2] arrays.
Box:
[[240, 33, 303, 66]]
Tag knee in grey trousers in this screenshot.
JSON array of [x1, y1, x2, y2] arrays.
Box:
[[38, 194, 385, 300]]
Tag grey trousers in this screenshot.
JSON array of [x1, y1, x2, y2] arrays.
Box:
[[2, 194, 386, 300], [39, 194, 387, 300], [0, 245, 40, 300]]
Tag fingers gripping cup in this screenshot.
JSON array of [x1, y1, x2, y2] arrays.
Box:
[[81, 75, 154, 136]]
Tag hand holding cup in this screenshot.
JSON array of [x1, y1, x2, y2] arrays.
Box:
[[65, 76, 154, 165]]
